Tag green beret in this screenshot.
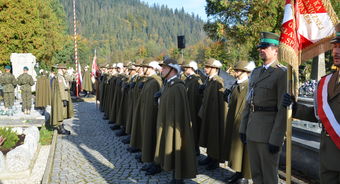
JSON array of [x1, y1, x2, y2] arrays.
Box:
[[23, 66, 29, 70], [5, 65, 11, 70]]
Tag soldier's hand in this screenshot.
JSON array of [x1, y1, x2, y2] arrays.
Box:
[[62, 100, 68, 107], [154, 91, 161, 103], [239, 133, 247, 144], [198, 84, 206, 94], [268, 144, 280, 154], [223, 89, 231, 102], [130, 82, 136, 89], [282, 93, 295, 108], [138, 82, 144, 89]]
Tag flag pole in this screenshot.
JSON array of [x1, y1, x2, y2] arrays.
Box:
[[73, 0, 79, 97], [286, 64, 293, 184]]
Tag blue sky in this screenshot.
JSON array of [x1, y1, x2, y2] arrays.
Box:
[[141, 0, 207, 21]]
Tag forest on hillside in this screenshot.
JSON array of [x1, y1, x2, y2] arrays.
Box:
[[59, 0, 207, 64]]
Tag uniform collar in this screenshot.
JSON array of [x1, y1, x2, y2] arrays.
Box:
[[263, 60, 276, 69]]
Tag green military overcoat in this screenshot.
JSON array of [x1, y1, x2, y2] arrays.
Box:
[[116, 75, 129, 127], [130, 77, 146, 150], [184, 74, 203, 148], [51, 74, 74, 126], [125, 74, 139, 134], [154, 78, 197, 179], [140, 75, 162, 162], [198, 75, 229, 161], [82, 70, 93, 92], [225, 80, 251, 178], [35, 75, 51, 107]]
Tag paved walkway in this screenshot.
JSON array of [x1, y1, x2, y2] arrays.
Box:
[[50, 101, 236, 184]]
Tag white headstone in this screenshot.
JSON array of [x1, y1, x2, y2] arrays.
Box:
[[10, 53, 37, 92], [6, 145, 31, 172], [0, 151, 5, 172]]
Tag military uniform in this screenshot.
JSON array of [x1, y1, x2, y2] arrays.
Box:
[[82, 69, 93, 94], [154, 58, 197, 180], [198, 58, 229, 167], [288, 24, 340, 184], [0, 68, 17, 108], [240, 32, 287, 184], [35, 73, 51, 108], [182, 60, 203, 154], [139, 63, 162, 163], [51, 64, 74, 135], [17, 71, 34, 112], [224, 61, 254, 182]]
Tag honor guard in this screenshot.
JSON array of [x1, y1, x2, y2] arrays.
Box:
[[154, 58, 197, 183], [0, 65, 17, 112], [198, 58, 229, 170], [17, 66, 34, 114], [282, 23, 340, 184], [240, 32, 287, 184], [224, 60, 255, 184]]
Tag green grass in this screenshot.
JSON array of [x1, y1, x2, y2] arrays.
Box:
[[0, 127, 19, 149], [39, 126, 54, 145]]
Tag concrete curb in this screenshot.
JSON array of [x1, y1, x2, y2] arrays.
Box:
[[41, 130, 58, 184]]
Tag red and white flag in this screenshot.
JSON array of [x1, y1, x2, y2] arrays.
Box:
[[91, 50, 98, 83], [279, 0, 338, 70]]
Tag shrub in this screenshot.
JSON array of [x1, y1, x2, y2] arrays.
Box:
[[39, 126, 54, 145], [0, 128, 19, 149]]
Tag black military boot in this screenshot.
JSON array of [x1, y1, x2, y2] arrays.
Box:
[[122, 136, 131, 144], [141, 162, 152, 171], [110, 124, 120, 130], [115, 129, 127, 136], [226, 172, 243, 183], [127, 147, 140, 153], [198, 156, 212, 165], [145, 164, 161, 175], [169, 179, 184, 184], [205, 159, 219, 170], [58, 124, 71, 135]]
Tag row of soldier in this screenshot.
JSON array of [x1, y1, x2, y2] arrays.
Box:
[[95, 32, 288, 184]]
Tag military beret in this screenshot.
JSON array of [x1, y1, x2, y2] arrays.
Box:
[[23, 66, 29, 70], [5, 65, 11, 70]]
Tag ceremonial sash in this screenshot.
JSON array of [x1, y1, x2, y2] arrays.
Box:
[[317, 74, 340, 149]]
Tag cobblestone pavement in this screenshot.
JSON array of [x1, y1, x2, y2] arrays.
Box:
[[50, 101, 254, 184]]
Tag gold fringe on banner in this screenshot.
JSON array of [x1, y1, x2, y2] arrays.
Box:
[[322, 0, 339, 26], [279, 43, 299, 70]]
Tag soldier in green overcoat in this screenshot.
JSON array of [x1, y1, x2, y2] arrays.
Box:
[[129, 60, 147, 153], [240, 32, 287, 184], [82, 65, 93, 97], [154, 58, 197, 183], [51, 64, 74, 135], [224, 60, 254, 183], [282, 23, 340, 184], [198, 58, 229, 170], [125, 61, 141, 135], [17, 66, 34, 114], [0, 65, 17, 110], [182, 60, 203, 155], [137, 60, 162, 174], [35, 70, 51, 110]]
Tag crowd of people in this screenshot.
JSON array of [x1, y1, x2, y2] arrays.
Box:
[[94, 32, 284, 184], [94, 26, 340, 184], [1, 25, 339, 184]]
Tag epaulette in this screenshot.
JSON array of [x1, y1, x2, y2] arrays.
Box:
[[276, 64, 287, 71]]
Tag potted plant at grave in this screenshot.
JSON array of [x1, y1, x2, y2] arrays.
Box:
[[0, 127, 22, 155]]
